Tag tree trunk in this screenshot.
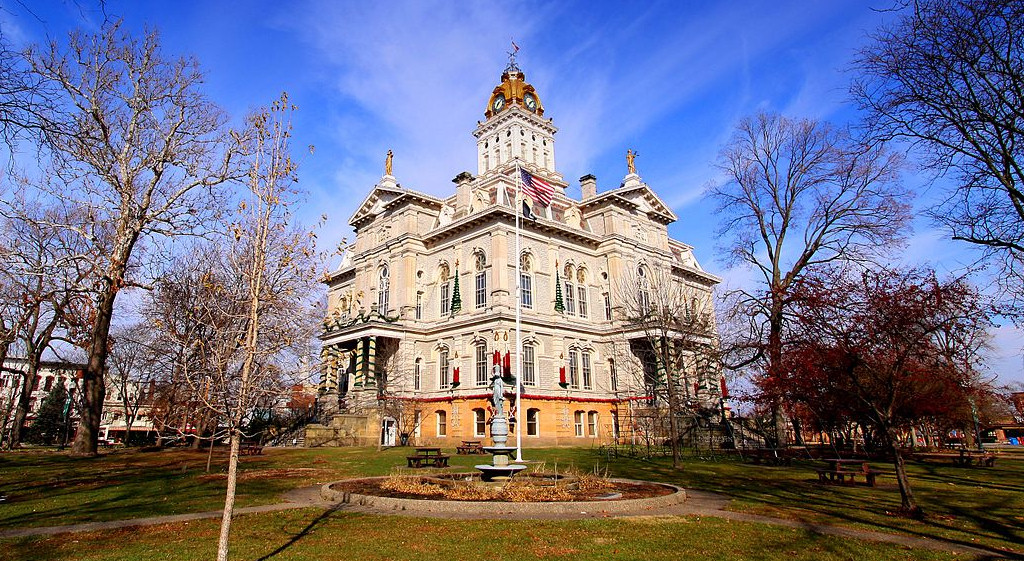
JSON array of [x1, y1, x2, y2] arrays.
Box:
[[767, 299, 788, 448], [70, 287, 117, 456], [890, 439, 921, 518], [8, 370, 33, 449], [216, 430, 240, 561]]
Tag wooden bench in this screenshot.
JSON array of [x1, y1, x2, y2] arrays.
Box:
[[240, 445, 264, 456]]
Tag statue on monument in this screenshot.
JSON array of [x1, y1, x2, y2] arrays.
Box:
[[491, 362, 505, 417], [385, 149, 393, 176], [626, 149, 637, 174]]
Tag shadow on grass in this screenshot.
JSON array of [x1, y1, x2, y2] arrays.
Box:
[[255, 506, 340, 561]]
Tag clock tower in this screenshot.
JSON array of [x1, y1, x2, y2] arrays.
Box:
[[473, 55, 562, 190]]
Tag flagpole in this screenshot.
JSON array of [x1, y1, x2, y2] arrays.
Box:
[[514, 159, 524, 463]]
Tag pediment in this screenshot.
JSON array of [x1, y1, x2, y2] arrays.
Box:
[[348, 185, 442, 227]]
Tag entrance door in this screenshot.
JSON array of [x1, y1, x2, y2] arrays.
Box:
[[381, 417, 397, 447]]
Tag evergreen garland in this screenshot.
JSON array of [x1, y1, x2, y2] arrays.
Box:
[[554, 267, 565, 313], [450, 266, 462, 315]]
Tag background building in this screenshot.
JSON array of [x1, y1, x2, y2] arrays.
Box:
[[310, 58, 722, 447]]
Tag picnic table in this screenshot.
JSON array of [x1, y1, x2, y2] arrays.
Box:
[[406, 447, 450, 468], [816, 458, 883, 486], [744, 448, 794, 466], [240, 444, 264, 456], [457, 440, 485, 455], [911, 450, 996, 467]]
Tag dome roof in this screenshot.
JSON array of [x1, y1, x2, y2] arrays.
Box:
[[485, 68, 544, 119]]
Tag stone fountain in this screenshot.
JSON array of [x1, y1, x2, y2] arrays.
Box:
[[476, 353, 527, 482]]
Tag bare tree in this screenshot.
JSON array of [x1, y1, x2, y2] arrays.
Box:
[[616, 265, 719, 467], [710, 112, 910, 446], [191, 94, 319, 561], [107, 325, 165, 445], [0, 193, 92, 448], [9, 22, 241, 455], [853, 0, 1024, 316]]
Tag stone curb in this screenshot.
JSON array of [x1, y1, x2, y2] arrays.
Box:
[[320, 476, 686, 516]]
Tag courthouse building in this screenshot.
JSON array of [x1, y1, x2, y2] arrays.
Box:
[[312, 57, 721, 447]]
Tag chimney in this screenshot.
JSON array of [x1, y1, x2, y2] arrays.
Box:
[[453, 171, 475, 211], [580, 174, 597, 200]]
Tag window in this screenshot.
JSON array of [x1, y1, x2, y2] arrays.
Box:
[[474, 408, 487, 437], [44, 376, 53, 391], [440, 282, 451, 316], [414, 358, 422, 391], [416, 292, 423, 319], [377, 265, 390, 313], [522, 344, 536, 386], [582, 350, 592, 390], [574, 411, 584, 437], [439, 348, 450, 389], [436, 410, 447, 437], [475, 252, 487, 308], [568, 350, 580, 389], [414, 411, 422, 438], [564, 280, 575, 314], [520, 254, 533, 309], [475, 342, 488, 386], [588, 411, 599, 437], [577, 286, 588, 318], [612, 412, 620, 440], [609, 359, 618, 391], [638, 266, 650, 313], [527, 408, 540, 436], [439, 263, 451, 316], [604, 293, 612, 321]]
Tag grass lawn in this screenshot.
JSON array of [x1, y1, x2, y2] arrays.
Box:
[[1, 445, 1021, 560]]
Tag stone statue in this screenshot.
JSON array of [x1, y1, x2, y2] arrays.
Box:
[[626, 149, 637, 174], [491, 363, 504, 417], [385, 149, 393, 176]]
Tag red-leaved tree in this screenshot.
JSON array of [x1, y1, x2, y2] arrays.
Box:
[[762, 267, 991, 516]]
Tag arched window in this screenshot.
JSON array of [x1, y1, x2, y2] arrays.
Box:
[[475, 252, 487, 308], [582, 349, 593, 390], [522, 343, 536, 386], [414, 358, 422, 391], [564, 264, 576, 315], [587, 411, 599, 437], [574, 410, 585, 437], [527, 408, 540, 436], [576, 268, 588, 318], [377, 265, 390, 313], [637, 265, 650, 313], [568, 348, 580, 389], [475, 340, 488, 386], [474, 408, 487, 437], [520, 253, 533, 309], [436, 410, 447, 437], [439, 263, 451, 316], [439, 347, 450, 389]]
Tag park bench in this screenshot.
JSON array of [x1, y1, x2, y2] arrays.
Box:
[[815, 459, 883, 487]]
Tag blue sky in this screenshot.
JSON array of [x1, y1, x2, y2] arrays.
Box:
[[2, 0, 1022, 385]]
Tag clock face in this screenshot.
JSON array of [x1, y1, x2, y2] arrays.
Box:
[[492, 94, 506, 112], [524, 93, 537, 111]]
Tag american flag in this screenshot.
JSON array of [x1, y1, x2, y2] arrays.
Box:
[[520, 168, 554, 206]]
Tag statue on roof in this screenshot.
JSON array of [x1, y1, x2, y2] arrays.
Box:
[[385, 149, 393, 176], [627, 149, 638, 175]]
